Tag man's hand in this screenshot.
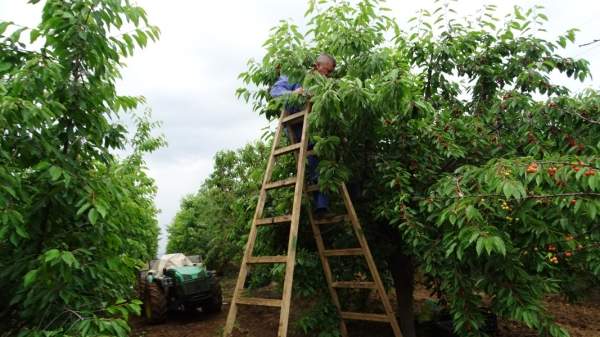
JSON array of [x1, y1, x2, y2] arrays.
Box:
[[293, 87, 304, 95]]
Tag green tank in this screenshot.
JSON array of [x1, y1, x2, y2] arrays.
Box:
[[138, 254, 222, 323]]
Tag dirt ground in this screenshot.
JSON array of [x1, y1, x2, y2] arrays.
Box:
[[131, 277, 600, 337]]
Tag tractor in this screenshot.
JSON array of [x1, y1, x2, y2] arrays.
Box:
[[138, 253, 222, 323]]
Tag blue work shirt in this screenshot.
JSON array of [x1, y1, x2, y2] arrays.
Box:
[[270, 76, 304, 114], [270, 75, 302, 97]]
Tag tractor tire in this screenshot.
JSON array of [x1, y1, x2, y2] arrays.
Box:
[[203, 284, 223, 314], [143, 282, 168, 324], [136, 271, 147, 300]]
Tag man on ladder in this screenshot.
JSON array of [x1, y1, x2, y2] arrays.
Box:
[[270, 53, 337, 216]]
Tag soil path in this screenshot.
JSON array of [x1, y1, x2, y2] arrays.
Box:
[[131, 278, 599, 337]]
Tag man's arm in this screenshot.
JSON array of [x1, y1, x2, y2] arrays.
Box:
[[270, 76, 302, 97]]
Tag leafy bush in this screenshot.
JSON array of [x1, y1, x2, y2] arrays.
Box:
[[0, 1, 162, 336]]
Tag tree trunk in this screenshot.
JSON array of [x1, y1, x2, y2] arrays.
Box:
[[388, 248, 416, 337]]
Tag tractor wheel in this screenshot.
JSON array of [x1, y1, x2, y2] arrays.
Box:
[[203, 283, 223, 314], [143, 282, 167, 324], [136, 272, 147, 300]]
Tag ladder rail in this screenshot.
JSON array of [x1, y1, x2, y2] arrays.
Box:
[[339, 183, 404, 337], [306, 204, 349, 337], [224, 109, 289, 335], [277, 104, 311, 337], [224, 106, 311, 337]]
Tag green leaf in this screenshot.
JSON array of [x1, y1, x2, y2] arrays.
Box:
[[76, 202, 91, 216], [492, 237, 506, 256], [2, 184, 17, 198], [33, 161, 51, 170], [476, 237, 484, 256], [123, 34, 134, 50], [79, 320, 92, 336], [88, 208, 98, 225], [9, 27, 26, 42], [134, 30, 147, 47], [0, 21, 11, 35], [588, 202, 597, 220], [467, 232, 480, 245], [514, 7, 525, 20], [502, 182, 514, 198], [15, 224, 29, 238], [44, 249, 61, 262], [465, 205, 481, 221], [49, 166, 62, 181], [483, 237, 495, 255], [23, 269, 38, 288], [95, 203, 107, 218], [566, 29, 576, 42], [30, 29, 40, 43], [0, 62, 11, 72], [9, 232, 18, 246], [61, 251, 77, 267], [445, 242, 457, 257]]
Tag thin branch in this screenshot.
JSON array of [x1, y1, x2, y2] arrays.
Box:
[[552, 224, 600, 246], [92, 299, 137, 314], [578, 39, 600, 47], [415, 191, 600, 201], [534, 160, 600, 169], [571, 110, 600, 125], [65, 308, 85, 321], [1, 42, 54, 60], [42, 309, 70, 331], [525, 192, 600, 199]]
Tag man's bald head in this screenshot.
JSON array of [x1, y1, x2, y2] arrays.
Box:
[[315, 53, 336, 77]]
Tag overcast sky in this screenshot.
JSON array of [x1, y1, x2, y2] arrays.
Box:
[[2, 1, 599, 255]]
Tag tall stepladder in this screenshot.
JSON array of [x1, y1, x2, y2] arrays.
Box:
[[224, 104, 403, 337]]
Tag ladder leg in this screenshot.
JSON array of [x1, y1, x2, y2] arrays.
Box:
[[277, 106, 311, 337], [307, 208, 349, 337], [339, 183, 404, 337], [223, 217, 258, 334], [224, 110, 287, 336]]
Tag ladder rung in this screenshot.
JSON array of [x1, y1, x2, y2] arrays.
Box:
[[332, 281, 376, 289], [264, 177, 297, 190], [282, 111, 306, 124], [274, 143, 301, 156], [305, 184, 319, 192], [236, 297, 282, 307], [247, 255, 287, 264], [313, 214, 348, 225], [255, 215, 292, 226], [340, 311, 390, 322], [323, 248, 364, 257]]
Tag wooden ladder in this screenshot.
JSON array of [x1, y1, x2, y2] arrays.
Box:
[[223, 104, 403, 337], [304, 183, 403, 337]]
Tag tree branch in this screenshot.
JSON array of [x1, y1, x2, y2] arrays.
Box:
[[416, 191, 600, 201], [578, 39, 600, 47], [570, 110, 600, 125]]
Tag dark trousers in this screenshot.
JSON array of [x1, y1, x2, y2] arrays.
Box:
[[287, 122, 329, 211]]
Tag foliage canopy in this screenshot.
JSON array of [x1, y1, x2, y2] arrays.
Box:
[[0, 1, 163, 336], [233, 1, 600, 336]]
